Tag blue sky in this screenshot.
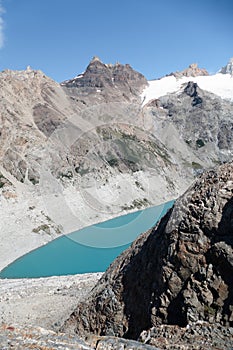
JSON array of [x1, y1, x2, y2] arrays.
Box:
[[0, 0, 233, 82]]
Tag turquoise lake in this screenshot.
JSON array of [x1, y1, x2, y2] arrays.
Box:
[[0, 200, 174, 278]]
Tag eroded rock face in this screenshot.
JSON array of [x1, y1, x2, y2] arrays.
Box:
[[62, 162, 233, 339]]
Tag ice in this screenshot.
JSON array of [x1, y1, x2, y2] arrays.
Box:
[[141, 73, 233, 106]]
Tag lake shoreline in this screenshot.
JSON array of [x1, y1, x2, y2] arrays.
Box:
[[0, 167, 180, 274], [0, 272, 102, 332], [0, 200, 174, 279]]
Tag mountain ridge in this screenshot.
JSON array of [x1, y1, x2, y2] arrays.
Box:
[[167, 63, 209, 79], [0, 57, 233, 272]]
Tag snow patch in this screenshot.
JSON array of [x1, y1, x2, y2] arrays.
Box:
[[141, 73, 233, 106]]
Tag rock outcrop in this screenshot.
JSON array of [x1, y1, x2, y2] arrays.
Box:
[[219, 57, 233, 75], [62, 162, 233, 340], [167, 63, 209, 79]]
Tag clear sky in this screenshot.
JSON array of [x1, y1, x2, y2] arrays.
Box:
[[0, 0, 233, 82]]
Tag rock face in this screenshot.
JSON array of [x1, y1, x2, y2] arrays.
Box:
[[62, 162, 233, 340], [219, 57, 233, 75], [61, 56, 148, 103], [168, 63, 209, 78]]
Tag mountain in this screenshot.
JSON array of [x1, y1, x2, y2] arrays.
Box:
[[62, 162, 233, 344], [167, 63, 209, 78], [142, 59, 233, 105], [1, 58, 233, 270], [147, 81, 233, 165], [61, 56, 148, 104], [219, 57, 233, 75]]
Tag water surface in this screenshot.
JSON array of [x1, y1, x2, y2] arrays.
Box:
[[0, 200, 174, 278]]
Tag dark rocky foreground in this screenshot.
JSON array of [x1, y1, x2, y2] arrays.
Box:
[[1, 323, 233, 349], [61, 162, 233, 348]]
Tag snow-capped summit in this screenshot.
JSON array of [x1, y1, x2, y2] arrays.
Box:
[[142, 59, 233, 106], [219, 57, 233, 75]]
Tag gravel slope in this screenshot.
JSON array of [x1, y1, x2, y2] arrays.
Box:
[[0, 273, 102, 332]]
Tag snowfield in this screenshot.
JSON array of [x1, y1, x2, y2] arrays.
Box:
[[141, 73, 233, 106]]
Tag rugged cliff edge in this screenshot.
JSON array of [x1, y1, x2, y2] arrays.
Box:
[[62, 162, 233, 344]]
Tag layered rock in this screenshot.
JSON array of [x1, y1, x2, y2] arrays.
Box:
[[62, 162, 233, 340], [61, 56, 148, 103]]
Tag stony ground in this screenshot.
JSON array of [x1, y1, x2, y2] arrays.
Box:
[[139, 323, 233, 349], [1, 273, 233, 349], [0, 273, 102, 332], [0, 324, 93, 350], [1, 322, 233, 349]]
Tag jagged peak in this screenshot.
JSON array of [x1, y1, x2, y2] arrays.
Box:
[[167, 63, 209, 79], [88, 57, 133, 71], [61, 58, 147, 92], [90, 56, 102, 64], [0, 68, 58, 92], [219, 57, 233, 75], [0, 67, 48, 81]]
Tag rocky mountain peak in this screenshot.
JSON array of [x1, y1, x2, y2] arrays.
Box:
[[61, 58, 148, 102], [90, 55, 101, 63], [168, 63, 209, 79], [219, 57, 233, 75], [0, 68, 59, 106], [0, 67, 47, 81], [62, 162, 233, 339]]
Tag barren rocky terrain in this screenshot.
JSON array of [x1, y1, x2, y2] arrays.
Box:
[[0, 273, 102, 331], [0, 273, 233, 349], [1, 58, 233, 272], [1, 59, 233, 349]]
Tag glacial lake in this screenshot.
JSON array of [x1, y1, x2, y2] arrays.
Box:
[[0, 200, 174, 278]]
